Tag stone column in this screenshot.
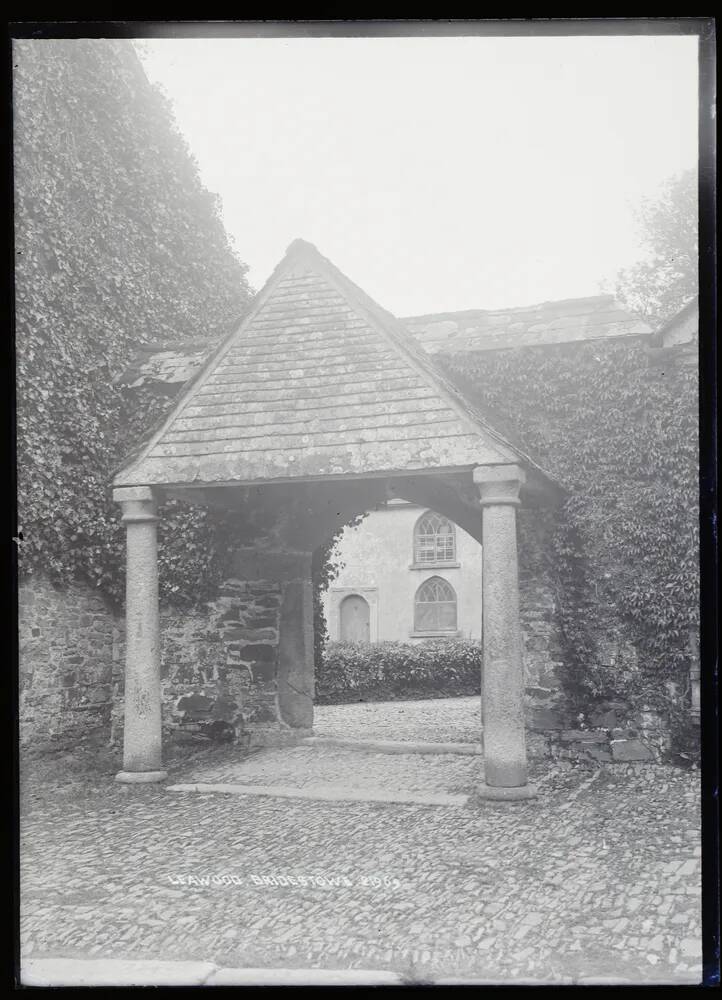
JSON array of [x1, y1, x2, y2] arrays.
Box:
[[112, 486, 166, 783], [277, 553, 315, 732], [473, 465, 535, 800]]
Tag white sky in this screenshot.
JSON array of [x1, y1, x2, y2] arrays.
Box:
[[137, 34, 699, 316]]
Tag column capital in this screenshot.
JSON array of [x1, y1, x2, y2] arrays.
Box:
[[473, 464, 525, 506], [113, 486, 159, 523]]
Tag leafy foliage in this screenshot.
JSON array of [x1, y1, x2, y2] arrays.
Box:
[[14, 39, 251, 606], [615, 169, 698, 327], [312, 514, 366, 674], [316, 639, 482, 704], [440, 335, 698, 710]]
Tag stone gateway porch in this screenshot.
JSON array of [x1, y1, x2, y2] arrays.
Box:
[[112, 239, 560, 799]]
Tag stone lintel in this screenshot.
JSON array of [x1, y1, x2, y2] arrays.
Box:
[[473, 464, 525, 505], [231, 547, 313, 583]]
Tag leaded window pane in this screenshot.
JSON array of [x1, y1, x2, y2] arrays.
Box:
[[414, 576, 458, 632], [414, 512, 456, 564]]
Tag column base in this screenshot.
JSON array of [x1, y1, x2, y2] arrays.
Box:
[[476, 782, 538, 802], [115, 770, 168, 784]]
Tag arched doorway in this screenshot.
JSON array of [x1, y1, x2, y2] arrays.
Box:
[[339, 593, 371, 643]]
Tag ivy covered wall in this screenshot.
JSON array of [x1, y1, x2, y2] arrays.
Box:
[[13, 39, 251, 605], [14, 41, 699, 752], [439, 336, 698, 720]]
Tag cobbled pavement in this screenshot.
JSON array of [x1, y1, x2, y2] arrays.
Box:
[[20, 697, 702, 984]]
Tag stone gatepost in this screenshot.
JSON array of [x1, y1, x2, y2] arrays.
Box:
[[227, 548, 315, 743], [474, 465, 536, 800], [277, 554, 315, 731], [112, 486, 166, 783]]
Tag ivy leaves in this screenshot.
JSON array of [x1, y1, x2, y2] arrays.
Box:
[[14, 39, 250, 607], [441, 336, 698, 702]]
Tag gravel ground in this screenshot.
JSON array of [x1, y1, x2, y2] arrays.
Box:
[[20, 698, 702, 985]]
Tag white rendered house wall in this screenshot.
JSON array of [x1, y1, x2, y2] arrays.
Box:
[[322, 501, 482, 643]]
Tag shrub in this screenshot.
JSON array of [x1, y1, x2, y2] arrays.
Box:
[[316, 639, 482, 704]]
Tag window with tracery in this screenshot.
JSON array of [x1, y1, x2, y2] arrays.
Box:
[[413, 511, 456, 564], [414, 576, 457, 632]]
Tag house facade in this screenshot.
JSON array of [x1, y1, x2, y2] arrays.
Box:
[[323, 500, 482, 644]]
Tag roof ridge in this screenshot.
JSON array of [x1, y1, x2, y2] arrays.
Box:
[[296, 243, 558, 485], [403, 294, 623, 322], [114, 239, 561, 490]]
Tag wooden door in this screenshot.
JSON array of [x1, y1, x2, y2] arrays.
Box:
[[339, 594, 371, 643]]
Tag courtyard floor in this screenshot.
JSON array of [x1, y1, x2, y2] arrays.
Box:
[[20, 697, 702, 985]]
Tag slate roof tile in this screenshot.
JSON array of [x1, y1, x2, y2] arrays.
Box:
[[119, 299, 651, 391], [114, 240, 527, 488]]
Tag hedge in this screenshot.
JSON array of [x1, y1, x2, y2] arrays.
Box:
[[315, 639, 482, 704]]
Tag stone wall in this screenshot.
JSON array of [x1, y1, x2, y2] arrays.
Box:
[[20, 571, 286, 751], [19, 568, 680, 763], [517, 507, 565, 724], [17, 516, 570, 752], [18, 574, 116, 749], [111, 577, 284, 748]]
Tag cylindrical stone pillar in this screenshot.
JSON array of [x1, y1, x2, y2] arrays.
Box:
[[474, 465, 535, 800], [112, 486, 166, 783]]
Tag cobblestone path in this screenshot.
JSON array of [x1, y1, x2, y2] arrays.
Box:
[[314, 696, 484, 744], [20, 699, 702, 984]]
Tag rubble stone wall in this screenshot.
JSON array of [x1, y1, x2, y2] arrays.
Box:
[[110, 577, 283, 748], [18, 574, 116, 750]]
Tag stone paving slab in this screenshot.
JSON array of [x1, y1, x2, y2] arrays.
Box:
[[206, 966, 404, 985], [302, 735, 482, 755], [21, 957, 217, 986], [19, 698, 703, 985], [166, 781, 470, 807], [178, 743, 484, 795], [28, 958, 651, 987]]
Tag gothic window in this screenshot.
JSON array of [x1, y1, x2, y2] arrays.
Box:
[[413, 511, 456, 565], [414, 576, 457, 633]]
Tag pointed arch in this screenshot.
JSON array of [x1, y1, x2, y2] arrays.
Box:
[[413, 510, 456, 565], [414, 576, 458, 633]]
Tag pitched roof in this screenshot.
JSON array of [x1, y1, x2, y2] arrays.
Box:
[[404, 296, 651, 354], [114, 240, 534, 489], [118, 296, 651, 390]]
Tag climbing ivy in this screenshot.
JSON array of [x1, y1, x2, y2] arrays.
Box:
[[13, 40, 700, 727], [14, 39, 251, 606], [439, 337, 699, 709], [312, 513, 366, 673]]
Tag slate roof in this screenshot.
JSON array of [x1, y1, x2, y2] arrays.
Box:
[[114, 240, 529, 489], [118, 296, 651, 390], [404, 296, 651, 354]]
